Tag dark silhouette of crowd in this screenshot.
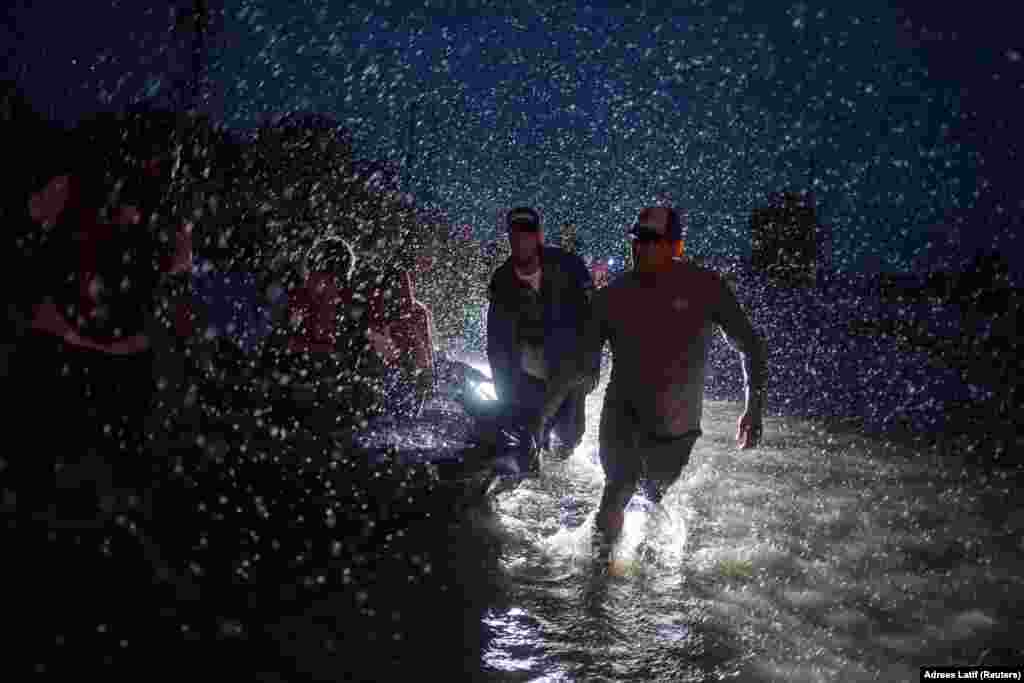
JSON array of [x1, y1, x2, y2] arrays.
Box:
[[2, 81, 497, 679]]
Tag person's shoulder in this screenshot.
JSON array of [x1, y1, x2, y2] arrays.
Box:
[[489, 257, 513, 284], [673, 259, 739, 308], [672, 258, 725, 284], [491, 255, 513, 277], [488, 257, 514, 295]]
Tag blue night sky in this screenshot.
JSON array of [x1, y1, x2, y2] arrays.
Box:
[[4, 0, 1022, 276]]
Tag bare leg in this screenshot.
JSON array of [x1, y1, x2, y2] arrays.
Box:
[[593, 393, 640, 564], [637, 434, 700, 557], [640, 433, 700, 506], [593, 478, 635, 555]]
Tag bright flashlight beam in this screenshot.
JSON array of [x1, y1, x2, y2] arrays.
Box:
[[467, 361, 493, 380], [474, 381, 498, 402]]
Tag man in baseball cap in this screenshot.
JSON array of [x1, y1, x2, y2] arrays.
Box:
[[628, 206, 685, 272], [629, 206, 683, 240], [507, 206, 541, 230], [533, 206, 767, 573], [485, 206, 601, 484]]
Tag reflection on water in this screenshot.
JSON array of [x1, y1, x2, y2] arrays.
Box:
[[476, 383, 1024, 681]]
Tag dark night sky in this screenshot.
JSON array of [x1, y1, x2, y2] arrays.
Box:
[[4, 0, 1021, 276]]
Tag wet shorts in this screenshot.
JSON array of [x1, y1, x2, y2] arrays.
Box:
[[598, 396, 701, 502]]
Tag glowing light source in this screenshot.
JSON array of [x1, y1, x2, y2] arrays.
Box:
[[473, 380, 498, 402]]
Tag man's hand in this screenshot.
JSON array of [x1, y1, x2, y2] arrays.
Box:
[[736, 409, 763, 449]]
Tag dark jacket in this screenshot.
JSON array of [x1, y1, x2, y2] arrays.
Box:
[[486, 245, 599, 404]]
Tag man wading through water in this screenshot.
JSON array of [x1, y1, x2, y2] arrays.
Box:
[[486, 206, 601, 479], [532, 206, 767, 569]]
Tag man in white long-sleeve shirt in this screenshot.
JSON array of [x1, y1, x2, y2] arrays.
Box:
[[534, 206, 767, 564]]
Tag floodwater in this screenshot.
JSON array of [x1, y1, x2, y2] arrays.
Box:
[[262, 364, 1022, 681], [474, 378, 1023, 682], [24, 351, 1020, 681]]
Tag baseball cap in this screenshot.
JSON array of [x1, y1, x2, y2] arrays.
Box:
[[629, 207, 683, 241], [507, 206, 541, 231]]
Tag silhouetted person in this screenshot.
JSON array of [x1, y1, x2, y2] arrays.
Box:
[[486, 206, 600, 476], [534, 207, 767, 569], [12, 107, 196, 672]]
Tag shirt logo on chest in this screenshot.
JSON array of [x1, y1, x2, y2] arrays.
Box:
[[672, 297, 689, 312]]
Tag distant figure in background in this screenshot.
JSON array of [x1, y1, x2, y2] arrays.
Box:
[[273, 241, 352, 428], [346, 256, 436, 420], [274, 240, 433, 424], [285, 247, 346, 357], [590, 259, 611, 289], [486, 206, 601, 475], [379, 270, 436, 417], [534, 207, 767, 568]]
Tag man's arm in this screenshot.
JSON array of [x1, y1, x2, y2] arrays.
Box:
[[710, 275, 767, 444], [485, 280, 517, 402], [533, 290, 607, 434], [571, 254, 602, 381]]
